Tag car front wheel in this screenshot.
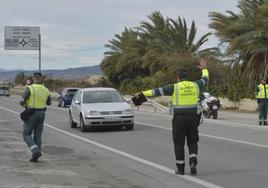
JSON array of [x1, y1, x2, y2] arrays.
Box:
[[80, 115, 86, 132], [58, 98, 62, 107], [125, 124, 134, 130], [63, 100, 67, 107], [69, 111, 77, 128]]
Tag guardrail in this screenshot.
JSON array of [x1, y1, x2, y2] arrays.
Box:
[[124, 95, 170, 114], [147, 99, 169, 113]]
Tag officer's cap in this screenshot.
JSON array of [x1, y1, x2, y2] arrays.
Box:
[[33, 72, 42, 77]]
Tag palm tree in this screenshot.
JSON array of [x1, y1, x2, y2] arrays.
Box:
[[209, 0, 268, 90], [138, 11, 214, 55], [104, 28, 141, 56], [101, 28, 147, 87], [102, 11, 217, 90]]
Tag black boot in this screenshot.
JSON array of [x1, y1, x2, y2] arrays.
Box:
[[30, 152, 42, 162], [264, 121, 268, 126], [259, 121, 262, 126], [190, 163, 197, 175], [175, 164, 185, 175], [189, 157, 197, 175]]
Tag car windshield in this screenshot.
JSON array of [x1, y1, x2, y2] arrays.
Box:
[[83, 90, 124, 103], [67, 89, 77, 96]]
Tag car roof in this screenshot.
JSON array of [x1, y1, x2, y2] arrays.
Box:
[[79, 87, 117, 92]]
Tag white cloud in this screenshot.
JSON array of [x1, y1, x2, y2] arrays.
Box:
[[0, 0, 238, 70]]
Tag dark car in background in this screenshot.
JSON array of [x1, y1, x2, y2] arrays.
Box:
[[58, 88, 78, 107], [0, 81, 10, 97]]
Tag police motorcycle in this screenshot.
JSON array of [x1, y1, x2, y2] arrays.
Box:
[[199, 92, 221, 119]]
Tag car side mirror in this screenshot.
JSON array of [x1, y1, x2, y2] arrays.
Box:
[[123, 96, 132, 103], [74, 100, 81, 105], [125, 99, 132, 103]]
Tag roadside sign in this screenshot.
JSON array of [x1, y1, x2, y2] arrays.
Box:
[[4, 26, 40, 50]]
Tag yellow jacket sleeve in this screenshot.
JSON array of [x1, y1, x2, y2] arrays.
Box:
[[142, 90, 154, 97], [202, 68, 209, 78]]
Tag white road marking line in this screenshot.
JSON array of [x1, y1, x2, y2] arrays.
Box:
[[0, 106, 19, 115], [44, 123, 222, 188], [135, 111, 268, 131], [136, 121, 171, 130], [200, 133, 268, 148], [136, 121, 268, 149], [7, 97, 267, 131], [205, 118, 268, 131], [0, 106, 221, 188], [1, 105, 267, 148], [135, 110, 170, 118]]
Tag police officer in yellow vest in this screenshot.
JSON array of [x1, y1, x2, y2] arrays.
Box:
[[255, 79, 268, 126], [20, 72, 51, 162], [133, 58, 208, 175]]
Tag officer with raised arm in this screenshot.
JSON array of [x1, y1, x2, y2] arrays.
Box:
[[132, 58, 208, 175]]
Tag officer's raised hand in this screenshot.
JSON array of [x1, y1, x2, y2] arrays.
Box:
[[131, 92, 147, 106], [197, 58, 207, 69]]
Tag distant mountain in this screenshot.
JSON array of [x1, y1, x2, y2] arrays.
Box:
[[0, 65, 102, 81]]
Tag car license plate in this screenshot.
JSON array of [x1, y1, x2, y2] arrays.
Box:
[[212, 105, 218, 110], [105, 116, 121, 121]]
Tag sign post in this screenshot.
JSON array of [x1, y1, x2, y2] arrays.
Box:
[[39, 34, 41, 72], [4, 26, 41, 72]]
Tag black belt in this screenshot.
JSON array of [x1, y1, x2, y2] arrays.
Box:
[[27, 108, 46, 111]]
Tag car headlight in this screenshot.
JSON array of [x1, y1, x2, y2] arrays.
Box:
[[122, 109, 133, 115], [88, 111, 100, 116]]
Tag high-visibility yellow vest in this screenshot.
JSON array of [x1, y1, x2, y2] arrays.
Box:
[[142, 68, 208, 103], [26, 84, 50, 109], [256, 84, 268, 99], [172, 81, 199, 108]]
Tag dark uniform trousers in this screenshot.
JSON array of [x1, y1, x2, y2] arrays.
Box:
[[172, 113, 199, 171], [258, 100, 268, 124], [23, 110, 46, 154]]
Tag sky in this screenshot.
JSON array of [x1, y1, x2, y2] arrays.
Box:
[[0, 0, 238, 71]]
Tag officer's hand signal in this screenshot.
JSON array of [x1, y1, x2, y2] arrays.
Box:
[[197, 58, 207, 69]]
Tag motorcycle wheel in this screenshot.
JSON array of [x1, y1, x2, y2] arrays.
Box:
[[212, 110, 218, 119], [203, 111, 210, 118]]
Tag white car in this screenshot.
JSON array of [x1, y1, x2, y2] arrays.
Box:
[[69, 87, 134, 131]]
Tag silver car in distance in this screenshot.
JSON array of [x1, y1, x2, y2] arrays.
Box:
[[69, 87, 134, 131]]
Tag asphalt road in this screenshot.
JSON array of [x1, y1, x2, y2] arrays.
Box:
[[0, 96, 268, 188]]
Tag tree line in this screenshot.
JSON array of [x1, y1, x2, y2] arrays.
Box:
[[101, 0, 268, 102], [14, 72, 111, 92]]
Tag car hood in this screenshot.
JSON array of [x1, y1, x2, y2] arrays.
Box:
[[81, 102, 131, 111]]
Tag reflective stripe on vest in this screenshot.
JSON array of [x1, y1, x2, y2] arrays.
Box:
[[257, 84, 268, 99], [26, 84, 49, 109], [172, 81, 199, 107]]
